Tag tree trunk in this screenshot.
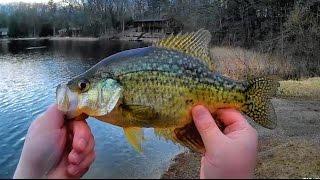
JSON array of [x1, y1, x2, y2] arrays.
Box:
[[122, 18, 125, 34], [33, 25, 36, 37]]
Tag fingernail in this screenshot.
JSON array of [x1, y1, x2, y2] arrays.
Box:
[[78, 138, 88, 151], [192, 106, 207, 120], [68, 165, 79, 175], [192, 106, 213, 131], [70, 150, 80, 164]]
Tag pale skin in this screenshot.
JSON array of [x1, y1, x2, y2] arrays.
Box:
[[192, 105, 258, 179], [14, 104, 257, 179], [14, 104, 96, 179]]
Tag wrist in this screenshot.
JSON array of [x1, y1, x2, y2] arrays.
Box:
[[202, 169, 253, 179], [14, 162, 34, 178], [201, 157, 254, 179], [13, 158, 46, 179]]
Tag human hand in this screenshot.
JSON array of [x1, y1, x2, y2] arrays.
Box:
[[192, 105, 258, 179], [14, 104, 96, 179]]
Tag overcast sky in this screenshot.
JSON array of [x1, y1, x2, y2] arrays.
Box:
[[0, 0, 57, 4]]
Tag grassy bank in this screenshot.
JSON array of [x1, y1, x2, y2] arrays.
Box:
[[211, 47, 320, 99], [278, 77, 320, 99], [162, 138, 320, 179], [211, 46, 294, 80]]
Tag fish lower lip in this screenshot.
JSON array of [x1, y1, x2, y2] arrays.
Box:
[[56, 84, 70, 112], [56, 84, 80, 119]]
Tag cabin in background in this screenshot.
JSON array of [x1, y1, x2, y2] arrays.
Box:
[[0, 28, 8, 38], [58, 27, 82, 37], [70, 27, 81, 37], [133, 16, 183, 34], [58, 28, 67, 37]]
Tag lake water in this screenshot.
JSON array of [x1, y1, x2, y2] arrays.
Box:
[[0, 39, 184, 178]]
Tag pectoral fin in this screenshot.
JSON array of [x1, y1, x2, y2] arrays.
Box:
[[123, 105, 158, 120], [123, 127, 144, 152]]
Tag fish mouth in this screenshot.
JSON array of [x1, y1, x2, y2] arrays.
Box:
[[56, 84, 80, 119]]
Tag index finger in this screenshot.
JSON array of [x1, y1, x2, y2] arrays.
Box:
[[68, 120, 92, 152]]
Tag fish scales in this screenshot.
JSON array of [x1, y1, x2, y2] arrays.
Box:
[[117, 70, 246, 127]]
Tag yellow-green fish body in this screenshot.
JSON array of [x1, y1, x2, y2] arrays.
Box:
[[56, 29, 278, 153], [93, 47, 244, 124]]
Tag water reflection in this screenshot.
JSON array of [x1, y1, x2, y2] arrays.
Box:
[[0, 39, 184, 178]]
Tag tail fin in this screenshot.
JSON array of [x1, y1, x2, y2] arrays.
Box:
[[244, 77, 279, 129]]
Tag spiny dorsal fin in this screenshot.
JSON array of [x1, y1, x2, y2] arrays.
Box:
[[123, 127, 144, 153], [154, 29, 214, 71]]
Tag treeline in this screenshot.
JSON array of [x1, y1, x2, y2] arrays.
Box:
[[0, 0, 320, 76]]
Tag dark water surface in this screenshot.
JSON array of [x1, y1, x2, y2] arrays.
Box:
[[0, 39, 183, 178]]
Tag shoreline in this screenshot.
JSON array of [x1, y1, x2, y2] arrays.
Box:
[[161, 137, 320, 179], [0, 36, 100, 41], [0, 36, 157, 43], [161, 98, 320, 179]]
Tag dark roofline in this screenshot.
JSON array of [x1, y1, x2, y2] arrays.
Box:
[[0, 28, 8, 31], [133, 18, 170, 23]]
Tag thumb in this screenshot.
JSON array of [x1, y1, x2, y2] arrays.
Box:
[[35, 104, 65, 131], [192, 105, 224, 151]]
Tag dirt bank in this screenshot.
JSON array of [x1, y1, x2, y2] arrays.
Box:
[[161, 98, 320, 179]]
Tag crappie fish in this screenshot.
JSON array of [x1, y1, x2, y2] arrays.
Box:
[[56, 29, 278, 153]]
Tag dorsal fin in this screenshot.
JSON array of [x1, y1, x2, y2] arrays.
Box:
[[154, 29, 214, 71]]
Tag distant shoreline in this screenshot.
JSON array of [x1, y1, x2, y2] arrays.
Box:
[[0, 36, 100, 41], [0, 36, 156, 43]]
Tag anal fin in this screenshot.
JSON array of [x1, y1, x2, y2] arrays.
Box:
[[155, 115, 226, 153], [155, 122, 205, 153], [174, 121, 205, 153]]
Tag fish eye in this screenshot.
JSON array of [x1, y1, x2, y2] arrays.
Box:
[[78, 80, 90, 92]]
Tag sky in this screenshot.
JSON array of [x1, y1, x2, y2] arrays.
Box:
[[0, 0, 57, 4]]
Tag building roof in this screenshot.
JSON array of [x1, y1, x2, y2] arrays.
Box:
[[133, 18, 170, 23], [0, 28, 8, 32], [70, 27, 81, 31]]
